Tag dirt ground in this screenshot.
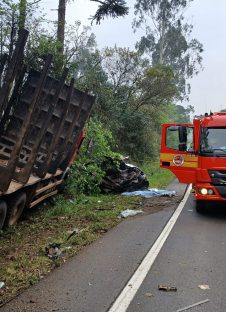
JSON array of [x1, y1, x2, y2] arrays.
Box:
[[142, 195, 182, 215]]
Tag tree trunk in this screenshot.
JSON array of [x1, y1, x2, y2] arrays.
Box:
[[159, 17, 166, 65], [159, 2, 167, 65], [9, 12, 16, 61], [57, 0, 66, 55], [18, 0, 27, 32]]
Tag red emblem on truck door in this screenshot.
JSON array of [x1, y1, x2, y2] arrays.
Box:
[[173, 155, 184, 166]]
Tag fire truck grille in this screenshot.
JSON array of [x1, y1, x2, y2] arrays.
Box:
[[209, 170, 226, 198]]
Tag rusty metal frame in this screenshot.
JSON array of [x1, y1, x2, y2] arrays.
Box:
[[48, 92, 90, 173], [36, 78, 75, 177], [13, 67, 69, 183], [0, 30, 95, 193], [0, 55, 52, 191], [59, 94, 95, 171]]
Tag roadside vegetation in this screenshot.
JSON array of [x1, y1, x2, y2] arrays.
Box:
[[0, 1, 201, 165]]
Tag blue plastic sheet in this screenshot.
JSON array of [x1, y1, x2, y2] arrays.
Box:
[[122, 188, 176, 198]]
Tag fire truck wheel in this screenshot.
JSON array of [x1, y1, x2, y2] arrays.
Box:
[[195, 200, 207, 213], [0, 200, 7, 229], [5, 192, 27, 226]]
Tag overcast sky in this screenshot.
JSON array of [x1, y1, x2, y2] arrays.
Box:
[[42, 0, 226, 116]]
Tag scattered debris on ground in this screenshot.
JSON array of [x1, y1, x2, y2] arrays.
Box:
[[66, 227, 81, 241], [158, 284, 177, 292], [119, 209, 143, 218], [198, 284, 210, 290], [122, 189, 176, 198], [176, 299, 210, 312], [45, 243, 63, 260], [0, 282, 5, 290], [145, 292, 153, 297], [95, 204, 116, 211], [101, 158, 149, 193]]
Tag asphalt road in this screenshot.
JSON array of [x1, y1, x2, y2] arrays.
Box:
[[127, 193, 226, 312], [2, 181, 226, 312]]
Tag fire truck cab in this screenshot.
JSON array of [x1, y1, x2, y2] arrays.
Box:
[[160, 112, 226, 212]]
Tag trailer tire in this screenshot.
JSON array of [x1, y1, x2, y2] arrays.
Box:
[[5, 192, 27, 226], [0, 200, 7, 229], [196, 201, 207, 213]]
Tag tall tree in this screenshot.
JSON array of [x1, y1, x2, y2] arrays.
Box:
[[76, 46, 178, 160], [90, 0, 129, 24], [0, 0, 42, 59], [18, 0, 27, 32], [57, 0, 66, 54], [57, 0, 129, 54], [133, 0, 203, 99]]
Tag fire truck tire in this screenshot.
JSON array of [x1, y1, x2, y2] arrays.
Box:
[[195, 200, 207, 213], [5, 192, 27, 226], [0, 200, 7, 229]]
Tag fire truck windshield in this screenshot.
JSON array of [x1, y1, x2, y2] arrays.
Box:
[[200, 127, 226, 156]]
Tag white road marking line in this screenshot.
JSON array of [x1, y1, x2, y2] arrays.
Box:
[[108, 184, 192, 312]]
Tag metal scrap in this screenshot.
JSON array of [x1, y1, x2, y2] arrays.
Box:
[[176, 299, 210, 312], [158, 284, 177, 292], [101, 159, 149, 193], [45, 243, 63, 260]]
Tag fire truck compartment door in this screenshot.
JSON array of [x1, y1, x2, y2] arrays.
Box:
[[160, 124, 197, 184]]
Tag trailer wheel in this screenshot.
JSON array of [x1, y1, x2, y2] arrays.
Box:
[[0, 200, 7, 229], [196, 201, 207, 213], [5, 192, 27, 226]]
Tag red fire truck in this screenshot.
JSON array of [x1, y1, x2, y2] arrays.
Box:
[[160, 112, 226, 212]]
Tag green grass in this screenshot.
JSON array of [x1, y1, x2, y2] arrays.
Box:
[[140, 160, 174, 188]]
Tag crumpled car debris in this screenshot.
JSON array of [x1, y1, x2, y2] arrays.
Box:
[[122, 189, 176, 198], [66, 227, 80, 241], [198, 284, 210, 290], [158, 284, 177, 292], [45, 243, 63, 260], [101, 158, 149, 193], [0, 282, 5, 290], [119, 209, 143, 218]]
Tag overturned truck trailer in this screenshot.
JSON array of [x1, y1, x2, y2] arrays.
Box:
[[0, 30, 95, 228]]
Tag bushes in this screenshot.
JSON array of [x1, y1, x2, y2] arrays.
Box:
[[67, 119, 120, 196]]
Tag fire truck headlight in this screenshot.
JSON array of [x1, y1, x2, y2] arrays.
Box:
[[200, 188, 208, 195], [207, 189, 214, 195], [198, 188, 214, 195]]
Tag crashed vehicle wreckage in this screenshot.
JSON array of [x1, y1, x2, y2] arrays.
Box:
[[0, 29, 95, 228], [101, 158, 149, 193]]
